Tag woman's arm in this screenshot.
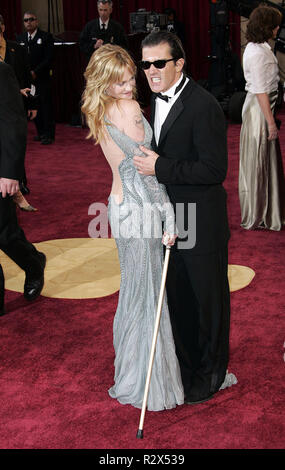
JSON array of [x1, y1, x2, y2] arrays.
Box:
[[256, 93, 278, 140], [109, 99, 145, 143]]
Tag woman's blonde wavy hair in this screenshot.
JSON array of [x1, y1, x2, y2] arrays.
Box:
[[81, 44, 137, 144]]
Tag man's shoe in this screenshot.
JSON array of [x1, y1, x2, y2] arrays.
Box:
[[37, 252, 46, 269], [0, 307, 6, 317], [184, 394, 214, 405], [33, 135, 43, 142], [24, 253, 46, 301], [41, 138, 53, 145]]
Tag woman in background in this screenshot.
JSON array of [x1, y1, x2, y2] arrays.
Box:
[[239, 4, 285, 230]]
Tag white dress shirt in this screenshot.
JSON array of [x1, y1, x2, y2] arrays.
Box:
[[99, 19, 109, 30], [154, 73, 189, 145], [28, 29, 38, 41], [243, 42, 279, 94]]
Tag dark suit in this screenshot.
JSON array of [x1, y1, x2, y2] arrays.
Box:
[[17, 29, 55, 140], [79, 18, 128, 60], [4, 40, 30, 90], [0, 62, 43, 304], [153, 77, 231, 399], [167, 20, 185, 44]]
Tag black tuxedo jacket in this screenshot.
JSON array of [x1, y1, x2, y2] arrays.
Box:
[[153, 78, 230, 255], [16, 29, 54, 81], [79, 18, 128, 60], [4, 40, 31, 89], [0, 62, 26, 181]]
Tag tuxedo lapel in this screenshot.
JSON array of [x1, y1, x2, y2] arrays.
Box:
[[150, 94, 157, 151], [33, 30, 40, 43], [23, 32, 29, 46], [150, 93, 155, 129], [150, 79, 194, 149], [158, 98, 184, 146], [149, 94, 184, 150]]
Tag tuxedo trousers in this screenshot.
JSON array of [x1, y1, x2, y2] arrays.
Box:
[[34, 77, 55, 140], [166, 244, 230, 397], [0, 195, 43, 279]]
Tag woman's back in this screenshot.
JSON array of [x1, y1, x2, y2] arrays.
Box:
[[100, 99, 146, 204]]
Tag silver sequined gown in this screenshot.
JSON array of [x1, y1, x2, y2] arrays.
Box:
[[106, 115, 184, 411]]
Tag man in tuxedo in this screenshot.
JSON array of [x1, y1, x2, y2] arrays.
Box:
[[0, 62, 46, 316], [134, 32, 231, 404], [17, 12, 55, 145], [79, 0, 128, 61]]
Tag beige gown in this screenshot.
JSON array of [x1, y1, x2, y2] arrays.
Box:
[[239, 42, 285, 231]]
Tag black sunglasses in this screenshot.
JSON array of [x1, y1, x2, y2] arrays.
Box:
[[139, 58, 176, 70], [24, 17, 36, 22]]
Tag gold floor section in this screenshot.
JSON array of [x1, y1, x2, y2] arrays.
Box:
[[0, 238, 255, 299]]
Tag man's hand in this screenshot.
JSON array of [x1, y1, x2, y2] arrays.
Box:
[[94, 39, 104, 49], [27, 109, 37, 120], [0, 178, 19, 198], [133, 146, 159, 176], [20, 87, 31, 97]]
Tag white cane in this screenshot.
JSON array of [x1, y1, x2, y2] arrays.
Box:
[[136, 244, 171, 439]]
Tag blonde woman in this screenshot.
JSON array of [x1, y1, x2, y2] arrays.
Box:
[[82, 44, 184, 411]]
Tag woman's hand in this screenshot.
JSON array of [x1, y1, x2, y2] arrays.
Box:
[[268, 123, 278, 140], [162, 232, 177, 247], [256, 94, 278, 141]]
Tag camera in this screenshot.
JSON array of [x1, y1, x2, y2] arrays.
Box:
[[130, 9, 168, 34]]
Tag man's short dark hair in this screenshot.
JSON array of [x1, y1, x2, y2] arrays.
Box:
[[23, 11, 37, 18], [141, 31, 186, 64], [0, 14, 4, 25]]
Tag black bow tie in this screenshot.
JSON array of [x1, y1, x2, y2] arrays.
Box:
[[155, 74, 186, 102], [156, 93, 169, 102]]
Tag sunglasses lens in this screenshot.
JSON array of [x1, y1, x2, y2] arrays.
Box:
[[155, 60, 167, 69], [140, 61, 150, 70]]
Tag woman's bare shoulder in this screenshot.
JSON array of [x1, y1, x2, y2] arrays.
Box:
[[107, 99, 143, 129], [116, 99, 141, 116]]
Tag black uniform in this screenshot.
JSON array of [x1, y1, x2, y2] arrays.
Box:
[[17, 28, 55, 142]]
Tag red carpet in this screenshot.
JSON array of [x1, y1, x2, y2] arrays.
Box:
[[0, 109, 284, 450]]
